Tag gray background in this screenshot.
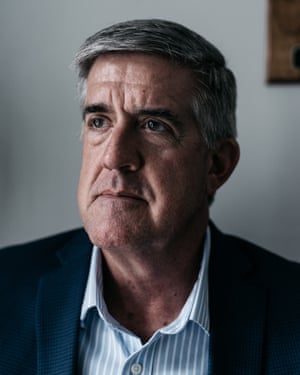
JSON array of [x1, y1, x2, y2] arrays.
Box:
[[1, 0, 300, 261]]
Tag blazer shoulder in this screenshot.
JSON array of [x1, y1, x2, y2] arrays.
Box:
[[0, 229, 91, 374], [228, 233, 299, 274], [0, 228, 88, 278], [210, 222, 300, 288]]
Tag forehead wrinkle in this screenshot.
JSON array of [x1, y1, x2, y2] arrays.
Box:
[[87, 59, 182, 107], [85, 55, 197, 123], [85, 81, 196, 129], [85, 86, 146, 123]]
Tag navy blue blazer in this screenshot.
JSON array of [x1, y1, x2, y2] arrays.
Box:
[[0, 223, 300, 374]]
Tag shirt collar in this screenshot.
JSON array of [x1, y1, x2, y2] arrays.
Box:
[[80, 227, 211, 334]]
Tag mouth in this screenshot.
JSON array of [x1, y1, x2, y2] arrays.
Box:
[[99, 190, 147, 203]]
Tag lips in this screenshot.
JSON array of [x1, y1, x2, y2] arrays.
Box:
[[100, 190, 147, 203]]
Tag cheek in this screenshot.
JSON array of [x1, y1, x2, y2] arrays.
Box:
[[80, 140, 104, 179], [78, 145, 99, 202], [77, 167, 88, 212], [162, 153, 208, 201], [150, 154, 204, 199]]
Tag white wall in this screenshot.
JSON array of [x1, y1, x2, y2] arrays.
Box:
[[1, 0, 300, 261]]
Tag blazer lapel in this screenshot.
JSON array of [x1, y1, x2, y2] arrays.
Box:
[[208, 224, 267, 375], [36, 230, 92, 375]]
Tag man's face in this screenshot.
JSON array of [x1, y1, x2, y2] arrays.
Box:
[[78, 54, 211, 252]]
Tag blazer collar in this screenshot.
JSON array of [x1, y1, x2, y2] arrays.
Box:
[[36, 229, 92, 375], [208, 223, 267, 375]]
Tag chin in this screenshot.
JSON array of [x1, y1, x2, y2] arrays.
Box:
[[83, 219, 138, 251]]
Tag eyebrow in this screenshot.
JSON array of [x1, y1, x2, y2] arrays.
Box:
[[138, 108, 180, 121], [82, 104, 110, 119]]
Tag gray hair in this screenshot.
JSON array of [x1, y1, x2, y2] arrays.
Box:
[[73, 19, 237, 148]]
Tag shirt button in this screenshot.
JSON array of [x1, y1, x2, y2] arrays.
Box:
[[131, 363, 143, 374]]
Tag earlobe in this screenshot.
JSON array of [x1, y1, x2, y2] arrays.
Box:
[[206, 139, 240, 196]]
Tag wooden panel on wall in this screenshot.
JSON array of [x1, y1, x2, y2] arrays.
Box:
[[267, 0, 300, 82]]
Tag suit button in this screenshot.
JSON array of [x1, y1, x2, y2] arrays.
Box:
[[131, 363, 143, 374]]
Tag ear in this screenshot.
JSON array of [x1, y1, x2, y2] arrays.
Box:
[[206, 138, 240, 197]]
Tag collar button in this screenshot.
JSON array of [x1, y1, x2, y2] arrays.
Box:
[[131, 363, 143, 374]]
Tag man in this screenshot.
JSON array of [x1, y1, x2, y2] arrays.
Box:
[[0, 19, 299, 375]]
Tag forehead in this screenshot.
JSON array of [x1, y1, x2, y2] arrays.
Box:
[[85, 53, 195, 107]]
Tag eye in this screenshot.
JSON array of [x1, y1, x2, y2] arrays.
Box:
[[144, 119, 168, 132], [90, 118, 104, 128], [86, 117, 109, 130]]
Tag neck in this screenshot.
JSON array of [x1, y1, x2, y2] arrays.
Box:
[[101, 226, 207, 342]]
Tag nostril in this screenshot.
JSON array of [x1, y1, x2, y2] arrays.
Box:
[[102, 127, 144, 172], [103, 143, 143, 172]]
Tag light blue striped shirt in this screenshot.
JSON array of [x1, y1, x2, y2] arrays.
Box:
[[78, 228, 211, 375]]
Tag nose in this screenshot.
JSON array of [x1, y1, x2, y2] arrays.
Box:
[[102, 126, 143, 172]]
